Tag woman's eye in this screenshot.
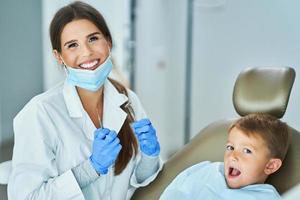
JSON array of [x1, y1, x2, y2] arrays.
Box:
[[226, 145, 234, 151], [89, 36, 99, 42], [243, 148, 252, 154], [68, 43, 78, 49]]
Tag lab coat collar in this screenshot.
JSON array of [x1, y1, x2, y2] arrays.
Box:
[[103, 79, 128, 132], [63, 79, 128, 133], [63, 80, 83, 118]]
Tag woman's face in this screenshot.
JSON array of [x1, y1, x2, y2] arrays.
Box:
[[54, 19, 111, 71]]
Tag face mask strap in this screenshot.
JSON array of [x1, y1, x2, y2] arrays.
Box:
[[59, 56, 69, 74], [61, 62, 69, 76]]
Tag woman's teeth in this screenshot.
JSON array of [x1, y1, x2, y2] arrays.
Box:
[[79, 60, 98, 69]]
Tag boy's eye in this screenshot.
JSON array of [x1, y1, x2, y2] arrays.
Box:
[[226, 145, 234, 151], [89, 36, 99, 42], [243, 148, 252, 154], [67, 43, 78, 49]]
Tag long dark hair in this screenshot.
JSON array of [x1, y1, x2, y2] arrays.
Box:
[[50, 1, 138, 175]]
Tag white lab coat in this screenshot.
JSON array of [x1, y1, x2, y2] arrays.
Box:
[[8, 79, 163, 200]]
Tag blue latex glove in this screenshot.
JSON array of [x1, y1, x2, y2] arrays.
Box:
[[132, 118, 160, 156], [89, 128, 122, 175]]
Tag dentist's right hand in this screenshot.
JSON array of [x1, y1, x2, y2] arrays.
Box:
[[89, 128, 122, 175]]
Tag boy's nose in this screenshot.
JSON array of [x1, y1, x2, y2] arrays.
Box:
[[230, 152, 239, 161]]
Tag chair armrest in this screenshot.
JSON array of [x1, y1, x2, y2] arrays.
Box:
[[0, 160, 12, 185]]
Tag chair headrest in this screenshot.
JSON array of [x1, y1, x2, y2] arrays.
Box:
[[233, 67, 295, 118]]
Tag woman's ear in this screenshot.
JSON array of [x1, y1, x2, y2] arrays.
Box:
[[53, 50, 63, 65], [264, 158, 282, 175], [106, 39, 112, 51]]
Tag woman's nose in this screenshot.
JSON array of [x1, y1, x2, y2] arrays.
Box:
[[80, 44, 92, 56]]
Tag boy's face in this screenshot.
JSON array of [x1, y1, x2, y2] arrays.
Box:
[[224, 127, 274, 189]]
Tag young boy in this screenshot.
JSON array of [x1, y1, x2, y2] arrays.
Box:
[[160, 113, 289, 200]]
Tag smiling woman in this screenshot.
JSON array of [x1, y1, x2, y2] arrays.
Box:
[[7, 1, 163, 200], [54, 19, 110, 71]]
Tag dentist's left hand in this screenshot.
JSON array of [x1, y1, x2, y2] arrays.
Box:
[[132, 118, 160, 157], [89, 128, 122, 175]]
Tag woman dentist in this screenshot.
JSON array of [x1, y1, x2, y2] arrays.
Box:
[[8, 1, 163, 199]]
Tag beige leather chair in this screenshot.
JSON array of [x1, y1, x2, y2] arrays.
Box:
[[132, 67, 299, 199]]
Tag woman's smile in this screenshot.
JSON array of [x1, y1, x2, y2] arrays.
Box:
[[79, 59, 100, 70]]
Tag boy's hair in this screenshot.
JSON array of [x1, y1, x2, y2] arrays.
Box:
[[229, 113, 290, 161]]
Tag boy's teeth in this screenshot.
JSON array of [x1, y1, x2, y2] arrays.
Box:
[[80, 60, 98, 68]]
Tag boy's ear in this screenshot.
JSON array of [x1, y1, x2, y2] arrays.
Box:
[[264, 158, 282, 175], [53, 50, 63, 65]]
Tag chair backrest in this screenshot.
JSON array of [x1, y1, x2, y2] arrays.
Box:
[[132, 67, 298, 199]]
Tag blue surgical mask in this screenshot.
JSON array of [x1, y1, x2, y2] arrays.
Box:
[[64, 55, 113, 92]]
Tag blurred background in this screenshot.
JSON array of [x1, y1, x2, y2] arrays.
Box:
[[1, 0, 300, 198]]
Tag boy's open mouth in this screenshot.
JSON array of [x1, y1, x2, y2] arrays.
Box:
[[228, 167, 241, 177]]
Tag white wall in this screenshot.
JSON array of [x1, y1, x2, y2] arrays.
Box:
[[190, 0, 300, 137], [135, 0, 188, 159], [0, 0, 43, 145]]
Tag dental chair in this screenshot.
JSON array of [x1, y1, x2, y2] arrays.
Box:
[[132, 66, 300, 199]]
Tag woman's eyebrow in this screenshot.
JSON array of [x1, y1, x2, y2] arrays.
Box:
[[87, 32, 101, 38], [64, 39, 77, 47]]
